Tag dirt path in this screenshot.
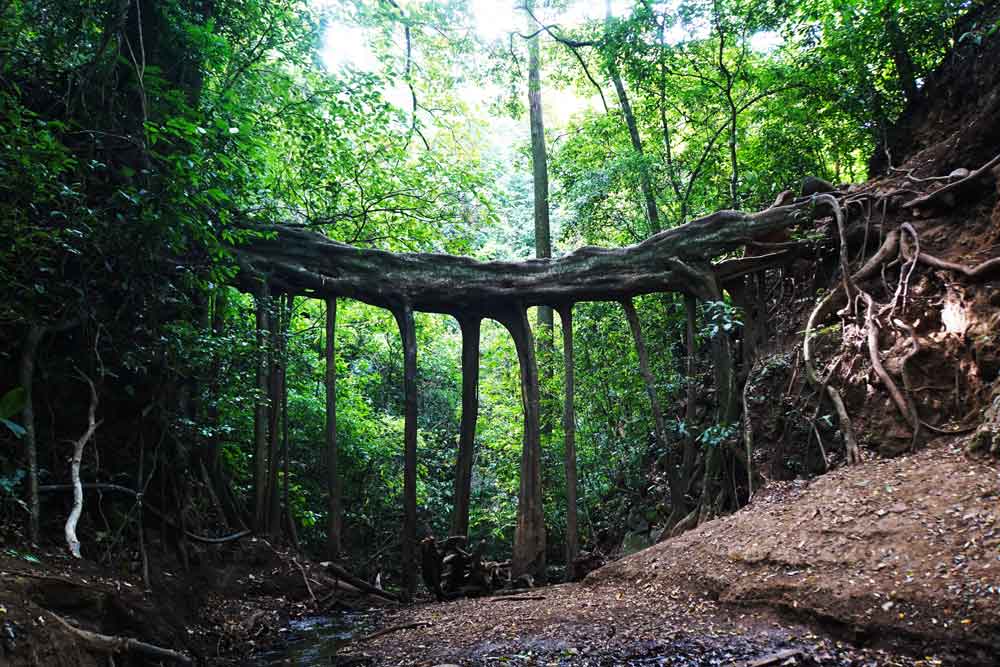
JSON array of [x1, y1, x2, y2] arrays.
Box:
[[356, 439, 999, 666]]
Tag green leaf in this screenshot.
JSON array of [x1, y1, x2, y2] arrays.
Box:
[[0, 387, 26, 420], [1, 418, 26, 438]]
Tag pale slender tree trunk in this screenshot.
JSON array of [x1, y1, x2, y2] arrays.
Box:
[[452, 315, 481, 538], [606, 0, 660, 234], [65, 373, 98, 559], [325, 298, 341, 557]]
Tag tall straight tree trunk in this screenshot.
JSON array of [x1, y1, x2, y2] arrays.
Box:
[[253, 282, 271, 531], [606, 0, 660, 234], [526, 2, 555, 429], [499, 307, 546, 582], [452, 315, 481, 538], [727, 95, 740, 209], [882, 0, 919, 103], [21, 324, 45, 545], [393, 304, 418, 602], [558, 305, 579, 579], [325, 298, 341, 557]]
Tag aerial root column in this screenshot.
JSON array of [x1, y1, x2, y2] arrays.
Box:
[[452, 315, 481, 539], [325, 297, 341, 557], [558, 304, 579, 579], [253, 281, 270, 532], [393, 303, 419, 601], [621, 299, 669, 449], [498, 306, 546, 582]]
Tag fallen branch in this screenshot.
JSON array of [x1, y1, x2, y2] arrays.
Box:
[[322, 561, 401, 602], [921, 421, 977, 435], [293, 557, 318, 607], [902, 151, 1000, 209], [738, 649, 807, 667], [490, 595, 546, 602], [47, 610, 193, 665], [354, 621, 431, 643], [1, 570, 103, 589], [491, 587, 538, 597], [39, 483, 250, 544]]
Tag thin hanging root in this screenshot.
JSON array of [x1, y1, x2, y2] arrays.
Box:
[[802, 194, 867, 464], [862, 292, 919, 435], [742, 360, 757, 498], [827, 387, 861, 464], [889, 223, 920, 320], [894, 318, 923, 450]]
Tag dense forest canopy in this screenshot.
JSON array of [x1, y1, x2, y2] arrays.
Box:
[[1, 0, 993, 598]]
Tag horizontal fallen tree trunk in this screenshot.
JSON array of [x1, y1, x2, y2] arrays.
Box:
[[232, 202, 815, 315], [39, 483, 250, 544], [321, 561, 401, 603]]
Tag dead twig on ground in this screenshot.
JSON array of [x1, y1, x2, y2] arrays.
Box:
[[354, 622, 432, 643]]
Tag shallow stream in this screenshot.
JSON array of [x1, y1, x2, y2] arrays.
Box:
[[250, 613, 374, 666], [251, 615, 860, 667]]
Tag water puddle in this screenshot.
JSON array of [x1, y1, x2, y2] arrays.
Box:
[[250, 613, 375, 666]]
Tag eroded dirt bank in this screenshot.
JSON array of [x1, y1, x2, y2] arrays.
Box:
[[357, 438, 998, 666]]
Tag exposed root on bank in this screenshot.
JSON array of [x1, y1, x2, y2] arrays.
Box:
[[47, 610, 193, 665]]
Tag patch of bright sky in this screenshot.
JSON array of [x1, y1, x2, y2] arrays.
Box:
[[320, 21, 380, 71], [315, 1, 781, 130]]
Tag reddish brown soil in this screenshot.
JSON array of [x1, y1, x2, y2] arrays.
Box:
[[356, 438, 998, 666]]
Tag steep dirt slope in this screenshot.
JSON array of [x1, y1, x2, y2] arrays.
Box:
[[591, 437, 1000, 663], [358, 438, 997, 666]]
